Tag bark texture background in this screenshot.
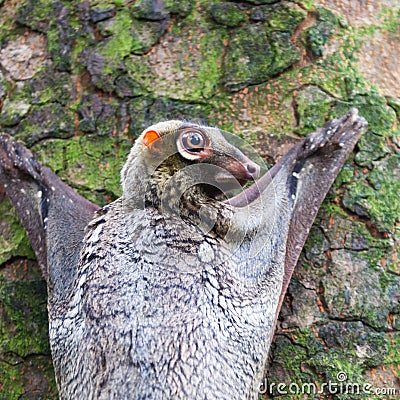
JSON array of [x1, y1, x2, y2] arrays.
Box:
[[0, 0, 399, 398]]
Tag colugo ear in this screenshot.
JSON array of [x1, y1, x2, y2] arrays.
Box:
[[143, 129, 164, 155]]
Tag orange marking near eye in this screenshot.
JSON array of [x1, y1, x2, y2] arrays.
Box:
[[143, 130, 160, 147]]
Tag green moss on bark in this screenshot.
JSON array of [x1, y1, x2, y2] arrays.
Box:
[[343, 154, 400, 233], [16, 0, 59, 32], [294, 85, 334, 135], [304, 6, 340, 57], [0, 199, 35, 265], [0, 258, 57, 398], [224, 21, 300, 92], [32, 135, 131, 204], [224, 24, 273, 91], [252, 2, 306, 34], [209, 2, 247, 27], [0, 279, 49, 355]]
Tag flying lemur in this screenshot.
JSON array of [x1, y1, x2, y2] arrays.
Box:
[[0, 109, 367, 399]]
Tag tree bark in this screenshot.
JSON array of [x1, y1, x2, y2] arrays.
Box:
[[0, 0, 398, 398]]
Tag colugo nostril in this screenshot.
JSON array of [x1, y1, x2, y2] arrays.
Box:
[[246, 162, 260, 179], [247, 164, 256, 174]]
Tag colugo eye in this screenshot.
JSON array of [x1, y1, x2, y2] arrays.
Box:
[[177, 129, 208, 160]]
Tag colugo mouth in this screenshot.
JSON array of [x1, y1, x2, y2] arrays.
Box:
[[214, 170, 257, 186]]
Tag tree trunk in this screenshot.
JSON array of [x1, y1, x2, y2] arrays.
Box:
[[0, 0, 398, 398]]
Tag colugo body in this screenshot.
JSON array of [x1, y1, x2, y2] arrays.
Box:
[[0, 110, 367, 399]]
